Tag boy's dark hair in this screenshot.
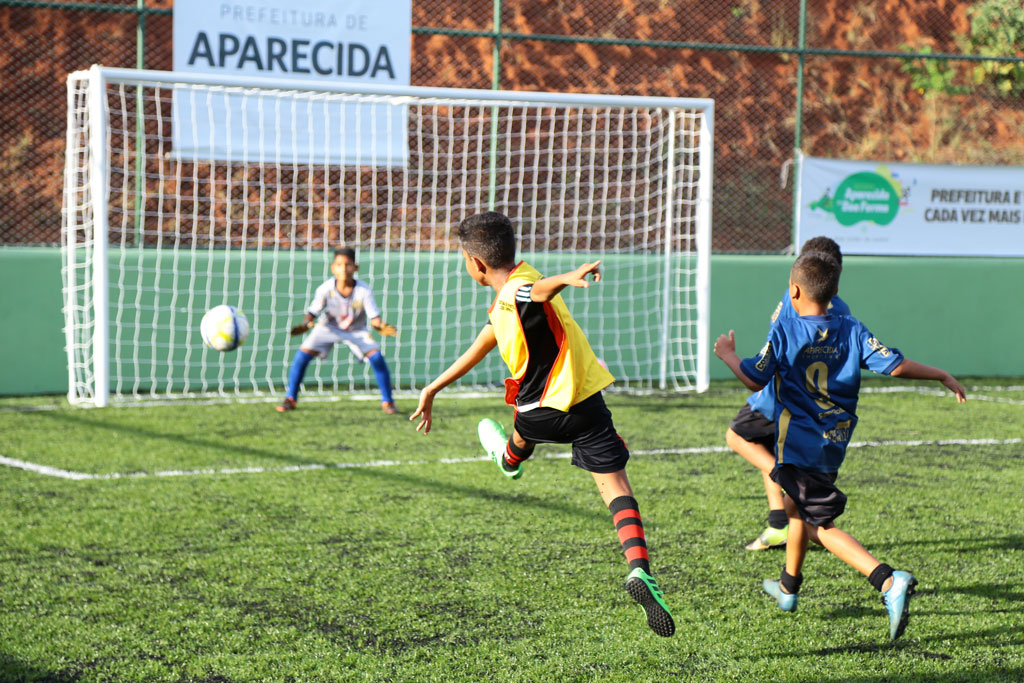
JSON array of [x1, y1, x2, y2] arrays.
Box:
[[456, 212, 516, 269], [800, 236, 842, 269], [333, 247, 356, 261], [791, 252, 840, 304]]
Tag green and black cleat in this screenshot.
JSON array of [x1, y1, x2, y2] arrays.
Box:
[[625, 567, 675, 637]]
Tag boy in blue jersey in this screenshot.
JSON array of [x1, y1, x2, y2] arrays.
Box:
[[727, 237, 852, 551], [714, 252, 966, 640]]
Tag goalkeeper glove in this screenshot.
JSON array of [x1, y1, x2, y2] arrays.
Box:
[[290, 320, 314, 336], [376, 322, 397, 337]]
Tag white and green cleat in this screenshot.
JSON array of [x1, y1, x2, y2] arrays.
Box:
[[478, 418, 521, 480]]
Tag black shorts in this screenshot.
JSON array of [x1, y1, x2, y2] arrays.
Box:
[[513, 391, 629, 474], [770, 464, 847, 527], [729, 403, 776, 450]]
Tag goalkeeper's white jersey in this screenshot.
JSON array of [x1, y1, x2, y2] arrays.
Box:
[[307, 278, 381, 332]]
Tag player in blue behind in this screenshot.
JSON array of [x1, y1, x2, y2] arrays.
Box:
[[715, 251, 966, 640], [278, 247, 399, 414], [727, 237, 851, 551]]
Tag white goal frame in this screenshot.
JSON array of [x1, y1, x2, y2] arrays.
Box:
[[63, 65, 713, 407]]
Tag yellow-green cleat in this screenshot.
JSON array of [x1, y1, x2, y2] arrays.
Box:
[[745, 524, 788, 551]]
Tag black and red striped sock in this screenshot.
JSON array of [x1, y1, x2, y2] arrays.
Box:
[[609, 496, 650, 574], [502, 439, 533, 471]]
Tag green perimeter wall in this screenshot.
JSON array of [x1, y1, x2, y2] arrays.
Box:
[[2, 247, 1022, 396]]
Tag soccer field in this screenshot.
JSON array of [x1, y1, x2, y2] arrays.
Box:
[[1, 380, 1022, 682]]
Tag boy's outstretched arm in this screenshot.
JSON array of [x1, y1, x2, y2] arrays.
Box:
[[890, 359, 967, 402], [530, 261, 601, 302], [369, 316, 397, 336], [714, 330, 767, 392], [290, 313, 316, 336], [410, 324, 498, 433]]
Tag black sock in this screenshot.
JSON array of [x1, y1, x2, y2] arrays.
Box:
[[503, 439, 533, 471], [780, 568, 803, 594], [868, 563, 895, 592], [768, 509, 788, 529]]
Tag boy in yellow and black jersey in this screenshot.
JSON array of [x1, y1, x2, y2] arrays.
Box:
[[410, 211, 674, 638]]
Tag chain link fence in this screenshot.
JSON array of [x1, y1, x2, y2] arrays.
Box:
[[2, 0, 1022, 251]]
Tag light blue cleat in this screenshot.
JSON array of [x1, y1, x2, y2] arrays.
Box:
[[762, 579, 798, 612], [478, 418, 521, 479], [882, 570, 918, 640]]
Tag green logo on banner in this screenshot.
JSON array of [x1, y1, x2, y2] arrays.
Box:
[[810, 167, 902, 226]]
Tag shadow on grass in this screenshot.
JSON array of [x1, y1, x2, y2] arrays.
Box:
[[941, 581, 1024, 604], [818, 582, 1024, 623], [0, 654, 83, 682], [757, 624, 1023, 662], [20, 407, 614, 524], [345, 460, 610, 524], [814, 665, 1024, 683], [873, 535, 1024, 553], [30, 408, 328, 468]]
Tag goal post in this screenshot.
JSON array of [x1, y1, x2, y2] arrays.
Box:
[[62, 65, 713, 406]]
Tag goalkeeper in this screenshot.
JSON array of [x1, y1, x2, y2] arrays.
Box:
[[278, 247, 399, 415]]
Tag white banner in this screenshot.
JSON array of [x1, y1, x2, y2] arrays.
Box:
[[796, 154, 1024, 256], [172, 0, 410, 165]]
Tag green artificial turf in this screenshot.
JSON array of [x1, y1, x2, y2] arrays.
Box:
[[0, 379, 1021, 681]]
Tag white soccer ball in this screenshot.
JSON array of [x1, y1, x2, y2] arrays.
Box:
[[200, 304, 250, 352]]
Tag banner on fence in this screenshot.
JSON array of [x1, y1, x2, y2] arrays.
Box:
[[796, 153, 1024, 256], [171, 0, 410, 165]]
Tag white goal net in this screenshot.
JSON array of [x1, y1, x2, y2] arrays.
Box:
[[63, 66, 712, 407]]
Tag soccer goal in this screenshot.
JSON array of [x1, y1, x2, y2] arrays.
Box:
[[62, 65, 713, 407]]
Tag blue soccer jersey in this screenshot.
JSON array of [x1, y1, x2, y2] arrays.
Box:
[[747, 290, 851, 419], [740, 314, 903, 473]]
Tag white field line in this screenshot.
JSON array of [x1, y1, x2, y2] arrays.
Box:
[[967, 394, 1024, 407], [0, 392, 494, 412], [1, 437, 1020, 482]]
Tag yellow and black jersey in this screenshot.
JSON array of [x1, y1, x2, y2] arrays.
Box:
[[487, 261, 614, 412]]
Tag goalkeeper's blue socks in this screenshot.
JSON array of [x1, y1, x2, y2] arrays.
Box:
[[368, 352, 393, 404], [286, 349, 314, 400]]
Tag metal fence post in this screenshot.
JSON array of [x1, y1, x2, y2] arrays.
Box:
[[791, 0, 807, 248], [487, 0, 502, 210], [134, 0, 145, 246]]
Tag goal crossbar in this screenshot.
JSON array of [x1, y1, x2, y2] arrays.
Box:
[[76, 66, 716, 111]]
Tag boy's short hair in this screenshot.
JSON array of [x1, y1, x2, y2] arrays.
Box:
[[791, 252, 840, 304], [456, 212, 516, 269], [800, 236, 842, 269], [333, 247, 356, 261]]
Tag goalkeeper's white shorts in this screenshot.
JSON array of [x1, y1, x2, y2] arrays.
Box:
[[301, 324, 379, 362]]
